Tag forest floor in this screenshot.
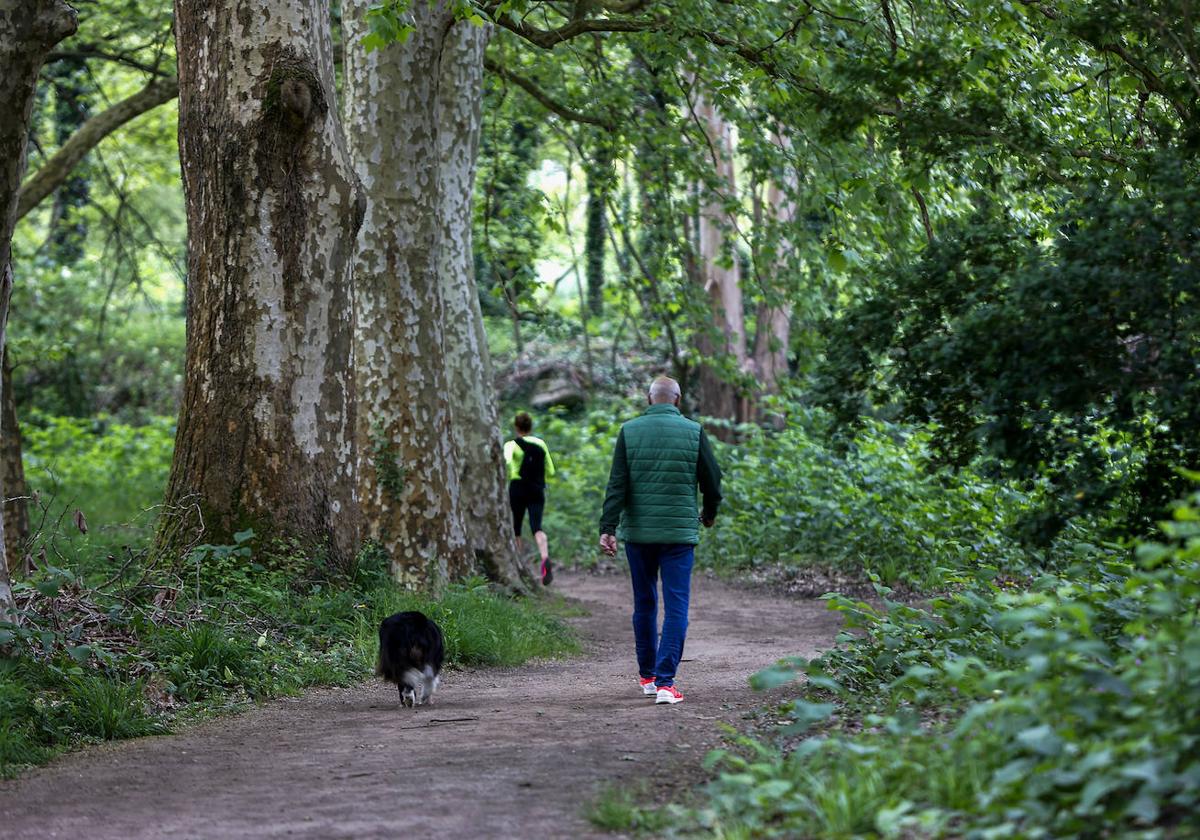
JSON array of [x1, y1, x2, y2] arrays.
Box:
[[0, 569, 842, 839]]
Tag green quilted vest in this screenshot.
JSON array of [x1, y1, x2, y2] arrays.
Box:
[[618, 404, 702, 545]]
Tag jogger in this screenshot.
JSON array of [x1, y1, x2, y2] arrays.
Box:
[[504, 411, 556, 586]]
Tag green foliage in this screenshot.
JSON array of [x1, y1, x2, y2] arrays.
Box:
[[64, 674, 162, 741], [368, 419, 407, 502], [535, 409, 620, 566], [22, 413, 175, 567], [704, 407, 1051, 587], [819, 162, 1200, 542], [685, 485, 1200, 836], [475, 89, 549, 323], [585, 782, 670, 833], [535, 400, 1059, 588], [151, 623, 259, 702], [15, 0, 183, 423], [349, 574, 578, 668]]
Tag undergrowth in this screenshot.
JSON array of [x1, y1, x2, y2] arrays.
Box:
[[673, 483, 1200, 838], [538, 402, 1086, 588], [1, 531, 577, 778]]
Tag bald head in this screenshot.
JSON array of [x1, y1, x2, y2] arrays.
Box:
[[648, 376, 681, 406]]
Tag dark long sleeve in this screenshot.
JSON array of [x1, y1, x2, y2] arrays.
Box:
[[697, 429, 723, 521], [599, 429, 628, 535]]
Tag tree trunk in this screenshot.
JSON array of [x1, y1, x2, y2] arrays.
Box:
[[0, 275, 12, 617], [435, 21, 530, 590], [751, 172, 796, 396], [2, 350, 30, 570], [584, 140, 611, 319], [692, 91, 747, 429], [161, 0, 364, 568], [0, 0, 80, 615], [344, 0, 473, 586]]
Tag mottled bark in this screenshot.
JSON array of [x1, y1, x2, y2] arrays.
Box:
[[692, 92, 747, 429], [0, 0, 80, 613], [436, 22, 529, 590], [344, 0, 472, 585], [2, 350, 30, 569], [161, 0, 363, 567]]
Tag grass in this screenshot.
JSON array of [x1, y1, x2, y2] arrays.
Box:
[[65, 674, 164, 740], [585, 782, 671, 834], [1, 563, 578, 778]]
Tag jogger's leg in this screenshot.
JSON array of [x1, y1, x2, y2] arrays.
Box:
[[625, 543, 660, 680], [654, 544, 695, 688], [533, 530, 549, 562]]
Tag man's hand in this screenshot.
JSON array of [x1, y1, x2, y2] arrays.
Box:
[[600, 533, 618, 556], [701, 516, 715, 529]]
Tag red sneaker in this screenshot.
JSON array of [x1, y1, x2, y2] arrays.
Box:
[[655, 685, 684, 705], [540, 558, 554, 586], [639, 677, 657, 696]]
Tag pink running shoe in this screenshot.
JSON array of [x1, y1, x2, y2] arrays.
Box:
[[655, 685, 684, 705], [640, 677, 657, 696]]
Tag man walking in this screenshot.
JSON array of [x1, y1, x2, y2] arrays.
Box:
[[599, 377, 722, 705]]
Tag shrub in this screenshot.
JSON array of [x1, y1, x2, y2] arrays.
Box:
[[21, 413, 175, 568], [537, 401, 1069, 587], [703, 409, 1045, 587], [687, 482, 1200, 837]]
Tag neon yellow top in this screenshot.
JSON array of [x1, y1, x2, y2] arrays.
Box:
[[503, 435, 555, 482]]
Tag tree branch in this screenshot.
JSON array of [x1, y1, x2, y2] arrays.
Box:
[[483, 56, 614, 127], [485, 2, 659, 48], [46, 46, 171, 77], [17, 76, 178, 221]]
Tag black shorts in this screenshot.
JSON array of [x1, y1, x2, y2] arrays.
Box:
[[509, 480, 545, 536]]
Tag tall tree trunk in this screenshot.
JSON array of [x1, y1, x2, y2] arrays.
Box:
[[583, 139, 611, 319], [0, 276, 11, 617], [344, 0, 472, 586], [161, 0, 363, 567], [0, 0, 79, 616], [435, 21, 530, 590], [45, 55, 90, 265], [692, 91, 746, 429], [2, 350, 30, 570], [751, 137, 798, 405]]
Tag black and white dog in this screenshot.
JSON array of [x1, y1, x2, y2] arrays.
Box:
[[376, 611, 445, 708]]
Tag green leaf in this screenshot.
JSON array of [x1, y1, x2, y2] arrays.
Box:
[[1016, 724, 1063, 757], [783, 701, 835, 733]]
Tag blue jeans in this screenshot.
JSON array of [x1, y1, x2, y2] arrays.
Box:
[[625, 542, 695, 688]]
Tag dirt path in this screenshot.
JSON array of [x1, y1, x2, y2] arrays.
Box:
[[0, 569, 841, 839]]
